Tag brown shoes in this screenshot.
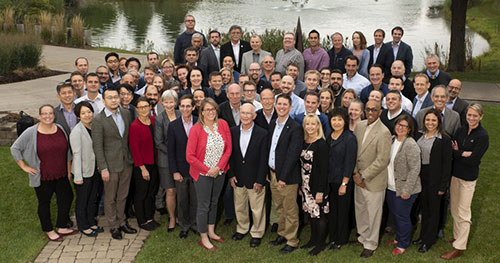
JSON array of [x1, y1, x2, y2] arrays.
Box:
[[440, 248, 463, 260]]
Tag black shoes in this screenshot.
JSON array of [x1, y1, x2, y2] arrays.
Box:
[[300, 241, 314, 249], [437, 229, 444, 239], [179, 231, 188, 239], [412, 239, 423, 245], [150, 220, 161, 229], [120, 222, 137, 234], [329, 243, 342, 250], [91, 226, 104, 233], [418, 244, 431, 253], [140, 222, 155, 231], [271, 223, 278, 233], [279, 245, 297, 254], [110, 228, 122, 240], [309, 245, 326, 256], [269, 236, 287, 246], [80, 229, 97, 237], [223, 218, 234, 226], [232, 232, 246, 241], [250, 238, 261, 248], [360, 248, 374, 258]]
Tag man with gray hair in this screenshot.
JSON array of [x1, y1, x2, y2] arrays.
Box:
[[422, 55, 451, 90], [191, 33, 204, 52], [275, 32, 305, 81], [328, 32, 353, 73], [241, 35, 272, 74], [220, 25, 252, 73], [173, 14, 207, 64]]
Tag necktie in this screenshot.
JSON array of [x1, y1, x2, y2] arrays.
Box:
[[152, 107, 156, 116], [431, 75, 436, 80]]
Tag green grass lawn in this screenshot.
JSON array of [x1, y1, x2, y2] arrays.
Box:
[[1, 105, 499, 262]]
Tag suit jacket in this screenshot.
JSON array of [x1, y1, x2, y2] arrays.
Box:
[[267, 117, 303, 185], [412, 93, 434, 117], [92, 107, 133, 173], [367, 43, 392, 76], [54, 103, 76, 136], [424, 70, 451, 90], [167, 115, 198, 178], [415, 106, 461, 137], [254, 109, 277, 131], [228, 124, 269, 188], [240, 49, 272, 75], [386, 41, 413, 78], [199, 46, 221, 86], [70, 122, 95, 182], [326, 130, 357, 184], [220, 40, 252, 73], [180, 86, 215, 99], [392, 136, 421, 196], [155, 110, 181, 168], [219, 101, 240, 127], [452, 97, 469, 126], [416, 132, 453, 191], [353, 119, 392, 192]]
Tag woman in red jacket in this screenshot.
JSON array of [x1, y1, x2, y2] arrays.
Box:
[[129, 97, 160, 231], [186, 98, 232, 251]]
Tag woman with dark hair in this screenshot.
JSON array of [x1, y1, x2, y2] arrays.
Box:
[[192, 89, 206, 117], [386, 115, 421, 255], [70, 101, 104, 237], [129, 97, 160, 231], [11, 104, 76, 241], [186, 98, 232, 251], [326, 107, 357, 250], [187, 67, 204, 92], [175, 65, 189, 91], [441, 103, 489, 260], [414, 108, 452, 253]]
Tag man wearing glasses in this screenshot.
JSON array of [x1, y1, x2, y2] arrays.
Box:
[[248, 62, 272, 94], [174, 15, 207, 64]]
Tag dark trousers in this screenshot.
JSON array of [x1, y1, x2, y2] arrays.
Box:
[[133, 164, 159, 225], [222, 177, 235, 220], [34, 177, 73, 232], [328, 182, 354, 245], [75, 172, 100, 230], [438, 190, 450, 231], [419, 165, 442, 246], [176, 176, 198, 232], [386, 190, 417, 249], [194, 174, 225, 233]]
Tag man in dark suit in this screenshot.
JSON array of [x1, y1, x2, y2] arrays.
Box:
[[367, 29, 392, 77], [220, 25, 251, 73], [268, 94, 304, 254], [387, 26, 413, 79], [255, 88, 278, 130], [167, 94, 198, 239], [446, 79, 469, 126], [92, 87, 137, 240], [328, 32, 353, 73], [423, 55, 451, 90], [229, 103, 269, 248], [412, 73, 434, 118], [387, 60, 416, 101], [54, 83, 77, 136], [381, 90, 417, 134], [199, 30, 221, 86]]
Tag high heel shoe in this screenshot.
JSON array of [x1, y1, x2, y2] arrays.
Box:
[[80, 229, 98, 237], [45, 233, 63, 242]]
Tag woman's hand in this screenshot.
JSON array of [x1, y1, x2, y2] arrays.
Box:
[[173, 172, 183, 182], [338, 185, 347, 196], [141, 167, 150, 181], [400, 194, 410, 200], [451, 140, 459, 151], [315, 193, 323, 204], [462, 151, 472, 157], [438, 191, 445, 195], [22, 165, 38, 176], [207, 166, 221, 178], [74, 180, 83, 185]]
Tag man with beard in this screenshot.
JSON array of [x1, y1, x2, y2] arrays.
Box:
[[248, 62, 272, 94], [329, 69, 345, 107], [199, 30, 222, 86]]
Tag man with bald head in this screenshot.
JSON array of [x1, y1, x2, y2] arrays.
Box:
[[385, 60, 415, 100], [279, 75, 305, 119], [446, 79, 469, 126], [229, 103, 268, 247], [241, 35, 272, 75], [261, 56, 276, 82]]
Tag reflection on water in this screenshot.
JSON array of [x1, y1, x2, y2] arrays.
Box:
[[79, 0, 489, 69]]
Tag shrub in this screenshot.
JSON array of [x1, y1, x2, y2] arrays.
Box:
[[23, 14, 37, 35], [39, 10, 51, 42], [52, 12, 65, 45], [70, 14, 84, 47], [0, 33, 42, 74], [2, 6, 15, 32]]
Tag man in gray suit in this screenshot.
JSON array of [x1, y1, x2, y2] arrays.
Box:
[[199, 30, 221, 86], [241, 35, 272, 75], [92, 87, 137, 240], [353, 100, 392, 258], [415, 85, 461, 137], [446, 79, 469, 126]]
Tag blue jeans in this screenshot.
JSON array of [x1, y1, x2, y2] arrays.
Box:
[[386, 189, 417, 249]]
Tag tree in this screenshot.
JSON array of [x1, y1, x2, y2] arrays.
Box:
[[448, 0, 468, 72]]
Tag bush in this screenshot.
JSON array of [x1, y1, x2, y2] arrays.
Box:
[[39, 10, 51, 42], [52, 12, 65, 45], [70, 14, 84, 47], [0, 33, 42, 74]]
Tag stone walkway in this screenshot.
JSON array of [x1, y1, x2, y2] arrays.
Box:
[[34, 217, 149, 263]]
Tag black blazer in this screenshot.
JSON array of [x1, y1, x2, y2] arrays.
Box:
[[254, 109, 278, 131], [267, 117, 303, 184], [220, 40, 252, 73], [416, 133, 453, 192], [199, 46, 220, 86], [303, 139, 330, 195], [326, 130, 357, 184], [167, 115, 198, 178], [219, 101, 241, 127], [228, 124, 269, 188], [453, 97, 469, 126], [386, 40, 413, 78], [367, 43, 392, 76]]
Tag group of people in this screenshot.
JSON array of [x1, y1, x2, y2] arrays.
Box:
[[10, 15, 490, 260]]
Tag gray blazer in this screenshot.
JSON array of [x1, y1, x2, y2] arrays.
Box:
[[10, 123, 71, 187], [392, 136, 421, 196], [199, 45, 221, 85], [92, 107, 133, 173], [70, 121, 95, 182], [415, 106, 461, 137], [53, 103, 74, 136], [240, 49, 272, 75], [154, 110, 181, 168]]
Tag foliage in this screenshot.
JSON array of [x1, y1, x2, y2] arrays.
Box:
[[1, 6, 14, 32], [0, 32, 41, 74], [39, 10, 51, 42], [52, 12, 66, 45], [0, 0, 65, 17], [69, 14, 83, 47]]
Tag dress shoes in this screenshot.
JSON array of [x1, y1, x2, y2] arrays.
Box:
[[179, 231, 188, 239], [120, 223, 137, 234], [269, 236, 287, 246], [392, 247, 405, 255], [309, 245, 326, 256], [250, 238, 261, 248], [418, 244, 432, 253], [360, 248, 375, 258], [270, 223, 278, 233], [412, 239, 423, 245], [140, 222, 155, 231], [110, 228, 122, 240], [440, 248, 463, 260], [329, 243, 342, 250], [232, 232, 246, 241], [57, 229, 79, 237], [150, 220, 161, 229], [199, 241, 218, 251], [300, 241, 314, 249], [279, 245, 297, 254], [91, 226, 104, 233], [223, 218, 233, 226], [190, 228, 199, 235], [80, 229, 98, 237]]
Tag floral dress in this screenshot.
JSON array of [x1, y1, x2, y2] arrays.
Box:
[[300, 141, 329, 218], [203, 122, 225, 170]]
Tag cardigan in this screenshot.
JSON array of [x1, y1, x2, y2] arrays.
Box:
[[10, 123, 71, 187], [392, 136, 422, 196], [70, 121, 95, 182], [129, 116, 156, 167], [302, 138, 329, 196], [326, 130, 358, 184], [452, 123, 489, 181], [186, 119, 232, 181], [154, 110, 181, 168]]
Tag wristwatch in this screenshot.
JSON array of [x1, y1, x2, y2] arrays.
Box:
[[341, 182, 347, 186]]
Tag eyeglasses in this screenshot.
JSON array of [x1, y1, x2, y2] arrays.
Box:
[[244, 89, 256, 93], [248, 69, 260, 72], [365, 107, 379, 113], [105, 95, 120, 100], [97, 72, 108, 75], [396, 123, 409, 129], [203, 108, 216, 112], [120, 92, 132, 97], [106, 59, 118, 64], [137, 105, 151, 110], [162, 66, 174, 69]]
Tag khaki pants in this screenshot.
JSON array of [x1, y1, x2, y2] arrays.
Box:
[[104, 165, 132, 229], [234, 185, 266, 238], [354, 185, 385, 250], [270, 171, 299, 247], [450, 176, 477, 250]]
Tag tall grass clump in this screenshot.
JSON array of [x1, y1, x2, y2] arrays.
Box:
[[39, 11, 52, 42], [0, 33, 42, 74], [2, 7, 15, 32], [23, 14, 37, 35], [70, 15, 84, 47], [52, 13, 66, 45]]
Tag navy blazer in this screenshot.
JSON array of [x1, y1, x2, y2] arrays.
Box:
[[220, 40, 252, 73], [255, 109, 277, 131], [386, 40, 413, 78], [326, 130, 357, 184], [228, 124, 269, 188], [412, 93, 434, 117], [367, 43, 393, 76], [219, 101, 242, 128], [267, 117, 303, 184], [179, 86, 215, 99], [167, 115, 198, 178]]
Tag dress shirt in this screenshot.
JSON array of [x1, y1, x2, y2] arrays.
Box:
[[182, 115, 193, 136], [232, 41, 241, 65], [110, 72, 121, 83], [104, 107, 125, 137], [392, 41, 400, 60], [413, 91, 429, 117], [303, 47, 330, 71], [268, 117, 288, 170], [263, 109, 275, 124], [373, 44, 382, 64], [240, 123, 254, 158], [59, 104, 77, 131], [382, 92, 413, 113], [212, 44, 221, 67], [342, 72, 371, 96], [417, 132, 442, 165], [252, 52, 260, 63], [286, 93, 305, 119], [230, 103, 241, 126], [426, 69, 440, 80], [446, 97, 457, 110], [75, 93, 104, 113], [252, 100, 263, 110]]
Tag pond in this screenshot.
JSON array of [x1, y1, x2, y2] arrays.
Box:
[[79, 0, 489, 70]]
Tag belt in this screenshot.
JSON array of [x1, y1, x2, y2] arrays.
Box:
[[269, 168, 276, 173]]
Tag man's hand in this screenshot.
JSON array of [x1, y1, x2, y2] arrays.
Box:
[[173, 172, 183, 182], [253, 183, 263, 194], [101, 170, 110, 182], [230, 177, 238, 188], [278, 180, 286, 189]]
